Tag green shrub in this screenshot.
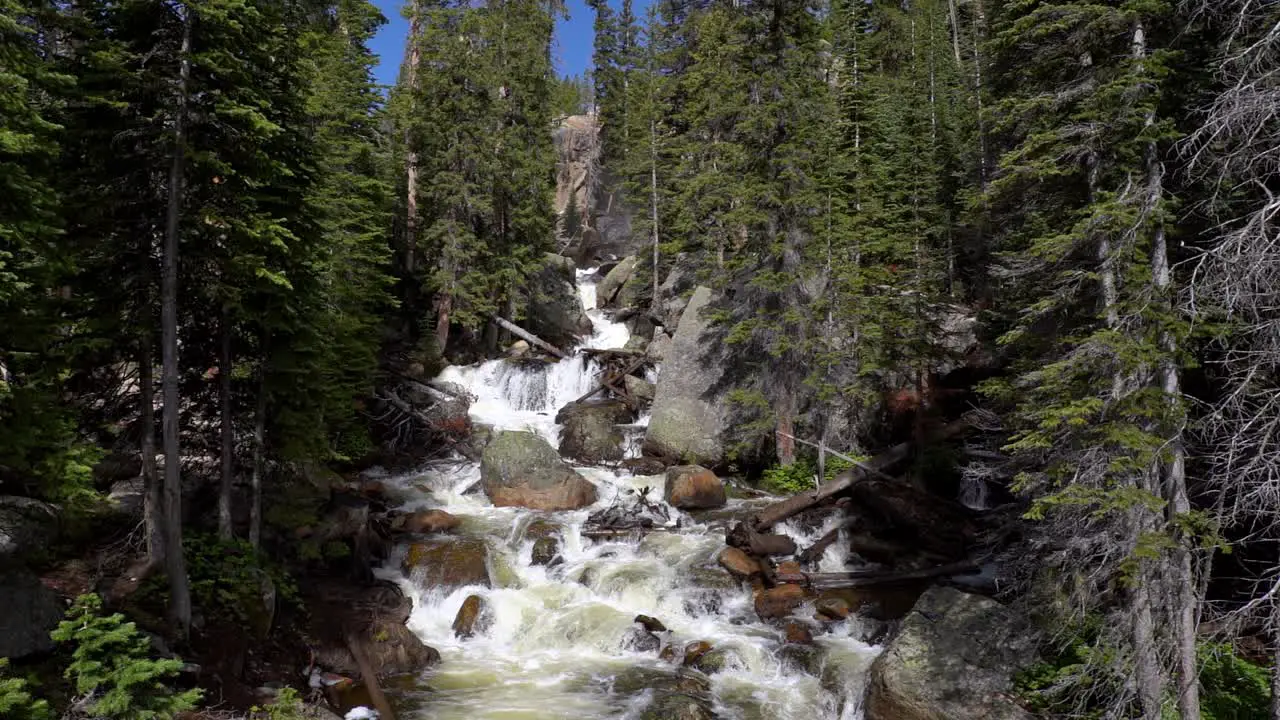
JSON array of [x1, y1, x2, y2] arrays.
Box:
[[185, 534, 300, 624], [760, 455, 860, 495], [1199, 643, 1269, 720], [251, 687, 307, 720], [50, 594, 201, 719], [0, 659, 52, 720]]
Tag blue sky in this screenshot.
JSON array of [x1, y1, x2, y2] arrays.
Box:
[[367, 1, 648, 88]]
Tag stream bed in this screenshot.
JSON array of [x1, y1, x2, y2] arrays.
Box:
[[371, 270, 881, 719]]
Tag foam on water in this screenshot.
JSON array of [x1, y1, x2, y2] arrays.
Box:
[[381, 269, 880, 719]]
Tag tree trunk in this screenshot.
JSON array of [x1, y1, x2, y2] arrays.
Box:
[[139, 332, 164, 565], [776, 388, 795, 467], [650, 112, 660, 303], [161, 1, 193, 637], [218, 310, 234, 540], [249, 366, 267, 548], [403, 4, 421, 275]]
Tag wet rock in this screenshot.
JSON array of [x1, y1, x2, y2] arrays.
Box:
[[527, 253, 594, 348], [623, 335, 650, 355], [689, 648, 735, 675], [621, 457, 667, 476], [0, 566, 63, 658], [452, 595, 491, 639], [643, 287, 729, 467], [681, 640, 714, 667], [777, 560, 802, 576], [402, 537, 491, 590], [596, 256, 638, 308], [480, 431, 598, 510], [588, 486, 671, 530], [658, 644, 679, 663], [717, 547, 762, 579], [784, 621, 814, 644], [509, 340, 531, 358], [556, 401, 631, 464], [309, 582, 440, 680], [402, 509, 461, 534], [754, 584, 809, 620], [622, 626, 661, 653], [0, 495, 57, 559], [640, 693, 714, 720], [624, 375, 656, 403], [635, 614, 667, 633], [664, 465, 726, 510], [531, 536, 559, 566], [818, 584, 927, 622], [815, 596, 852, 621], [866, 587, 1036, 720], [779, 643, 823, 676]]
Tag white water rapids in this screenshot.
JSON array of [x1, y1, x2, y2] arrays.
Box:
[[372, 269, 881, 719]]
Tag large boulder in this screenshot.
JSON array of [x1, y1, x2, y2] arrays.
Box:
[[309, 582, 439, 679], [480, 431, 598, 510], [0, 566, 63, 659], [556, 401, 632, 465], [663, 466, 726, 510], [527, 253, 593, 349], [402, 537, 491, 590], [866, 587, 1037, 720], [643, 287, 728, 467], [596, 256, 638, 308], [0, 496, 57, 560]]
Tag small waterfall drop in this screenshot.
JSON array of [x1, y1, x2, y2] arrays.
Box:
[[377, 268, 881, 719]]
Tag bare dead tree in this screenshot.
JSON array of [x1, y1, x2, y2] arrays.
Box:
[[1182, 0, 1280, 715]]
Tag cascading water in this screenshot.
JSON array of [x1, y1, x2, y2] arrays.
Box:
[[375, 269, 881, 719]]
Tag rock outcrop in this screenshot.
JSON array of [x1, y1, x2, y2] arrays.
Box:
[[643, 287, 728, 467], [556, 401, 632, 464], [527, 253, 593, 348], [866, 586, 1036, 720], [480, 431, 598, 510], [663, 466, 726, 509], [596, 256, 638, 309], [0, 565, 63, 659], [0, 496, 57, 560], [309, 581, 440, 680]]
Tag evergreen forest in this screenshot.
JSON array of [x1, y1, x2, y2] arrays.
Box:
[[3, 0, 1280, 718]]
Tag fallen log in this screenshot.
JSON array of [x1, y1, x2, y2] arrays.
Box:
[[775, 560, 979, 590], [343, 631, 397, 720], [492, 315, 569, 359], [570, 355, 648, 408], [750, 417, 974, 532]]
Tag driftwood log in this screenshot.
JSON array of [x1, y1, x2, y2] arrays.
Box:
[[774, 560, 980, 590]]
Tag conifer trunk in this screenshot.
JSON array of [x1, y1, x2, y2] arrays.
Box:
[[1136, 17, 1200, 717], [161, 0, 193, 637], [249, 366, 267, 548], [139, 331, 163, 565], [218, 311, 234, 540], [649, 113, 659, 302], [404, 3, 421, 275]]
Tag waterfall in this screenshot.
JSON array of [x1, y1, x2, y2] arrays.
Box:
[[375, 269, 881, 719]]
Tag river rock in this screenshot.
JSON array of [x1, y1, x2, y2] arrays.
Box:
[[635, 614, 667, 633], [402, 509, 461, 534], [556, 401, 631, 464], [596, 256, 638, 308], [623, 335, 649, 355], [508, 340, 531, 358], [624, 374, 656, 403], [663, 466, 726, 510], [815, 596, 852, 621], [646, 332, 672, 363], [452, 595, 491, 639], [643, 287, 728, 467], [0, 496, 58, 560], [717, 547, 762, 579], [527, 253, 593, 348], [403, 537, 491, 590], [754, 584, 809, 620], [681, 640, 714, 667], [0, 566, 63, 658], [640, 692, 714, 720], [866, 586, 1037, 720], [308, 582, 440, 680], [480, 431, 598, 510], [784, 621, 814, 644], [689, 647, 735, 675], [622, 626, 661, 653]]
